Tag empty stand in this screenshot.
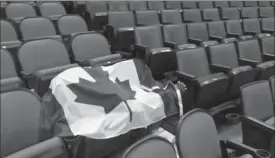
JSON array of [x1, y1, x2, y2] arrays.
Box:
[[261, 18, 275, 34], [225, 20, 253, 40], [5, 2, 37, 20], [135, 10, 160, 26], [108, 1, 129, 11], [258, 1, 272, 7], [182, 9, 202, 23], [39, 2, 67, 19], [259, 7, 274, 18], [202, 8, 220, 21], [129, 1, 147, 11], [221, 8, 241, 20], [161, 9, 182, 24], [165, 1, 182, 9], [57, 15, 88, 35], [241, 7, 259, 19], [242, 19, 271, 38], [208, 21, 237, 43], [147, 1, 165, 10]]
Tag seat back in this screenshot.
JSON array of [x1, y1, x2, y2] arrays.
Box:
[[259, 7, 274, 18], [208, 43, 239, 68], [1, 90, 42, 157], [70, 32, 111, 61], [197, 1, 214, 9], [39, 2, 66, 17], [1, 49, 18, 79], [261, 36, 274, 55], [202, 8, 220, 21], [134, 25, 163, 49], [57, 15, 88, 35], [0, 20, 18, 42], [161, 9, 182, 24], [20, 17, 57, 40], [208, 21, 227, 39], [225, 20, 244, 36], [5, 2, 36, 19], [182, 1, 197, 9], [183, 9, 202, 22], [221, 8, 240, 20], [270, 76, 275, 101], [135, 10, 160, 26], [243, 19, 261, 35], [129, 1, 147, 11], [229, 1, 243, 7], [259, 1, 271, 7], [237, 39, 263, 63], [214, 1, 229, 8], [18, 38, 71, 75], [108, 1, 128, 11], [122, 137, 177, 158], [165, 1, 182, 9], [148, 1, 165, 10], [108, 11, 135, 32], [187, 22, 209, 42], [241, 7, 259, 19], [86, 1, 107, 18], [241, 81, 274, 121], [176, 48, 210, 77], [163, 24, 188, 45], [244, 1, 258, 7], [261, 18, 275, 32], [176, 109, 222, 158]]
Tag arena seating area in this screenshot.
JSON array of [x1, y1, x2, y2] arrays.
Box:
[[1, 1, 275, 158]]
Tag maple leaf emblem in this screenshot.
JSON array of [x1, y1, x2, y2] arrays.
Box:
[[67, 67, 136, 115]]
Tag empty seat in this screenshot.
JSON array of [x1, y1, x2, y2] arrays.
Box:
[[1, 77, 24, 93], [183, 9, 202, 22], [19, 17, 61, 41], [17, 38, 76, 88], [129, 1, 147, 11], [1, 90, 69, 157], [165, 1, 182, 9], [182, 1, 197, 9], [174, 48, 229, 109], [208, 21, 237, 43], [258, 1, 271, 7], [242, 19, 270, 38], [237, 39, 275, 80], [0, 20, 21, 51], [187, 22, 218, 47], [202, 8, 221, 21], [57, 15, 88, 35], [260, 36, 275, 61], [1, 48, 18, 79], [221, 8, 240, 20], [85, 1, 108, 18], [261, 18, 275, 34], [161, 9, 182, 24], [214, 1, 229, 8], [121, 136, 177, 158], [241, 7, 258, 19], [108, 1, 128, 11], [39, 2, 66, 19], [208, 43, 256, 98], [259, 7, 274, 18], [148, 1, 165, 10], [244, 1, 258, 7], [225, 20, 253, 40], [229, 1, 243, 7], [270, 76, 275, 101], [163, 24, 196, 50], [5, 2, 36, 20], [135, 10, 160, 26], [197, 1, 214, 9]]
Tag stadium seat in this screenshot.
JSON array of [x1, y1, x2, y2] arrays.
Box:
[[147, 1, 165, 10], [174, 47, 229, 110], [261, 18, 275, 34], [182, 9, 202, 22], [5, 2, 37, 21], [208, 43, 256, 98], [135, 10, 160, 26], [129, 1, 147, 11], [1, 77, 24, 93], [259, 7, 274, 18], [1, 89, 69, 157], [258, 1, 272, 7], [108, 1, 129, 11], [163, 24, 197, 50], [1, 48, 18, 79], [176, 109, 256, 158], [270, 76, 275, 101], [0, 20, 21, 53], [244, 1, 258, 7], [214, 1, 229, 8], [260, 36, 275, 61], [85, 1, 108, 29], [134, 25, 176, 79], [19, 17, 61, 41], [187, 22, 219, 47], [221, 8, 241, 20], [242, 19, 271, 38], [182, 1, 197, 9], [229, 1, 243, 7], [241, 7, 259, 19], [225, 20, 253, 40], [39, 2, 67, 20], [197, 1, 214, 9], [237, 39, 275, 80], [161, 9, 182, 24], [57, 15, 88, 35], [202, 8, 221, 21], [165, 1, 182, 9], [121, 136, 177, 158], [17, 38, 77, 89], [208, 21, 237, 43]]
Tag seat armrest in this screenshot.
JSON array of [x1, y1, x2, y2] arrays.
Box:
[[74, 59, 90, 67], [164, 41, 177, 49], [188, 38, 203, 45], [210, 64, 231, 73], [116, 51, 133, 58], [175, 71, 195, 82], [238, 58, 259, 67], [242, 116, 275, 133], [222, 140, 257, 156], [135, 44, 149, 58], [227, 33, 240, 38], [263, 53, 275, 61], [210, 35, 223, 42], [20, 71, 32, 78]]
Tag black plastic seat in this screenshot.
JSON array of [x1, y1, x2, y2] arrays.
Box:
[[165, 1, 182, 9], [182, 1, 197, 9], [241, 7, 259, 19], [260, 36, 275, 61], [208, 21, 237, 43], [1, 48, 18, 80], [242, 19, 271, 38], [258, 1, 272, 7], [174, 48, 229, 110], [202, 8, 221, 21], [244, 1, 258, 7], [237, 39, 275, 80], [225, 20, 253, 40], [57, 15, 88, 36], [197, 1, 214, 9], [163, 24, 197, 50], [259, 7, 274, 18], [214, 1, 229, 8], [5, 2, 37, 21], [221, 8, 241, 20], [208, 43, 256, 98], [135, 10, 160, 26], [229, 1, 243, 8], [108, 1, 128, 11], [129, 1, 147, 11], [39, 2, 66, 20], [17, 38, 77, 89], [261, 18, 275, 34], [148, 1, 165, 10], [85, 1, 108, 29], [183, 9, 202, 22], [161, 9, 182, 24], [1, 89, 69, 157], [187, 22, 219, 47], [19, 17, 61, 41]]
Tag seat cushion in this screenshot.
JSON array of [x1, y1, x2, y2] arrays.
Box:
[[265, 117, 274, 126], [201, 40, 218, 47], [239, 35, 253, 41], [177, 44, 197, 50]]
